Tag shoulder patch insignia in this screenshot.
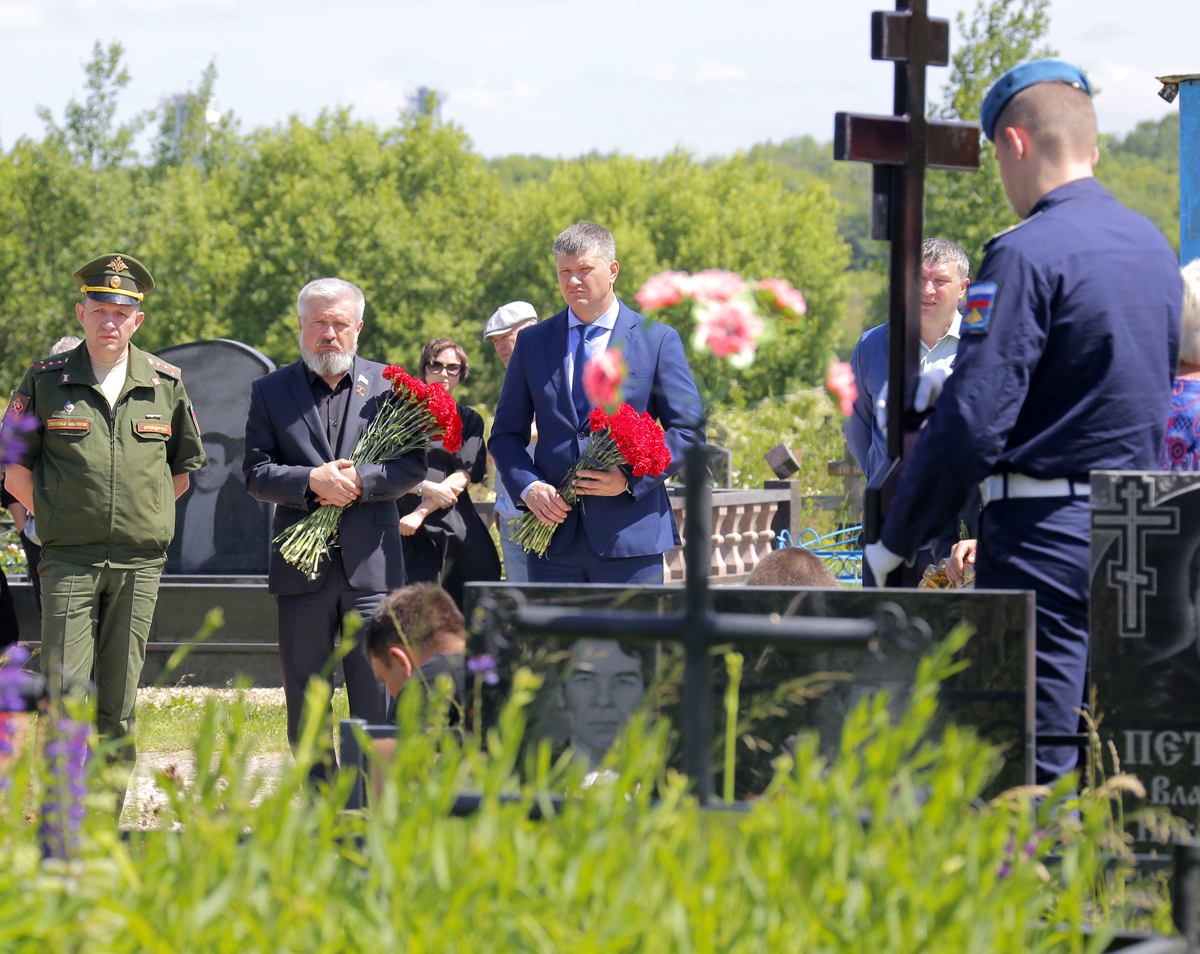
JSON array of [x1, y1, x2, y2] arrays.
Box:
[[983, 211, 1043, 250], [6, 392, 28, 420], [146, 356, 182, 380], [961, 282, 1000, 334], [32, 353, 70, 372], [189, 402, 200, 434]]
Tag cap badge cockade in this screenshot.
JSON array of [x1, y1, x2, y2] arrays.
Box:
[[109, 275, 121, 288]]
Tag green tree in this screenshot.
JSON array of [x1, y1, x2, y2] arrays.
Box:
[[924, 0, 1056, 271], [1096, 114, 1180, 253]]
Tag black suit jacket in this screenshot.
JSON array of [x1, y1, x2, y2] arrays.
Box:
[[243, 357, 427, 596]]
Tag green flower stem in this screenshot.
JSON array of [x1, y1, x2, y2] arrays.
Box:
[[273, 394, 445, 578], [510, 432, 626, 558]]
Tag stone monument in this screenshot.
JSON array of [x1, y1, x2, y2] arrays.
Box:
[[157, 340, 275, 576], [1091, 471, 1200, 842]]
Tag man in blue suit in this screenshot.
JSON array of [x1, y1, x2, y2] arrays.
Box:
[[490, 223, 704, 584], [244, 277, 427, 776]]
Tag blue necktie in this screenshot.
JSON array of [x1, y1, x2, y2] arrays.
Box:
[[572, 323, 604, 423]]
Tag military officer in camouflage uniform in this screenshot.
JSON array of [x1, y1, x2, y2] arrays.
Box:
[[3, 254, 206, 759]]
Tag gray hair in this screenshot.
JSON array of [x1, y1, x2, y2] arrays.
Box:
[[553, 222, 616, 263], [922, 238, 970, 281], [297, 277, 366, 323], [50, 335, 82, 355], [1180, 259, 1200, 365]]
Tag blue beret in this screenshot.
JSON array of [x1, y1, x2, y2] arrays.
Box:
[[980, 60, 1092, 141]]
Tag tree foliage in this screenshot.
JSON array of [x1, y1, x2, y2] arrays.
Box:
[[924, 0, 1057, 272]]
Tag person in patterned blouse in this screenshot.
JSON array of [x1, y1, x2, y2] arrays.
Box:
[[1161, 259, 1200, 471]]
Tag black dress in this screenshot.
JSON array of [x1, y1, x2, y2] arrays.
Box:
[[398, 403, 501, 608]]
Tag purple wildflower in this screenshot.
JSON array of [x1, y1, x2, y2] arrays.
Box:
[[0, 413, 37, 466], [997, 862, 1012, 879], [0, 645, 31, 713], [467, 654, 500, 686], [40, 717, 89, 861]]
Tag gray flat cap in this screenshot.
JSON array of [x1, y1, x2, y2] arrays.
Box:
[[483, 301, 538, 338]]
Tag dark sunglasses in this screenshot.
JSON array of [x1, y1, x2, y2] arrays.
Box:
[[427, 360, 462, 375]]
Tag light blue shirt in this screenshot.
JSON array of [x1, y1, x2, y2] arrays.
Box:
[[520, 296, 621, 504]]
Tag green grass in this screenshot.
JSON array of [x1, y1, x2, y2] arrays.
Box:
[[135, 688, 347, 754], [0, 627, 1171, 950]]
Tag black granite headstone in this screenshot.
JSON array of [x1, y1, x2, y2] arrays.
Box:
[[465, 584, 1033, 796], [157, 340, 275, 576], [1091, 471, 1200, 842]]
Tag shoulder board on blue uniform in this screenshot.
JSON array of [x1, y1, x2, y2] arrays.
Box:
[[31, 353, 70, 372], [146, 356, 182, 380], [983, 211, 1043, 251]]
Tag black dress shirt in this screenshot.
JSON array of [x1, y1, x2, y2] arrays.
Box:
[[306, 365, 353, 453]]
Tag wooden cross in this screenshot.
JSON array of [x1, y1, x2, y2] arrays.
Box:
[[833, 0, 980, 581]]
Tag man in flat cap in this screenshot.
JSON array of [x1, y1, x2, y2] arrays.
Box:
[[483, 301, 538, 581], [3, 254, 206, 766], [866, 62, 1183, 784]]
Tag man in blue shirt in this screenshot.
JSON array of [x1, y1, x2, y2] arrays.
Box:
[[847, 238, 970, 585], [866, 61, 1183, 783]]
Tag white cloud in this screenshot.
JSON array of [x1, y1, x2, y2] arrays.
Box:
[[694, 61, 747, 83], [74, 0, 235, 10], [1088, 59, 1176, 134], [648, 65, 674, 82], [445, 80, 559, 124], [342, 80, 407, 117], [0, 4, 43, 28]]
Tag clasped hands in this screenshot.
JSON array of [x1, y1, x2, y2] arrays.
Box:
[[309, 459, 361, 507], [525, 469, 629, 527]]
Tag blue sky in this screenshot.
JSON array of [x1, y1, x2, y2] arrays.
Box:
[[0, 0, 1192, 158]]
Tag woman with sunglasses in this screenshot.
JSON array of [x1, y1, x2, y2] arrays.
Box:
[[397, 337, 501, 608]]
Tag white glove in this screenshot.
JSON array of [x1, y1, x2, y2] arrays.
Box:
[[874, 382, 889, 435], [864, 541, 903, 584], [874, 368, 952, 438], [914, 367, 949, 413]]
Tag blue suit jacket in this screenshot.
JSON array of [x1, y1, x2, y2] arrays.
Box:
[[243, 357, 427, 596], [490, 301, 705, 559]]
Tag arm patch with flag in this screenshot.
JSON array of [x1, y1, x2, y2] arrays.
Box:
[[961, 282, 1000, 335]]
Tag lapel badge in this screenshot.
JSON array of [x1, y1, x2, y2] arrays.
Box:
[[60, 372, 71, 384], [356, 373, 368, 397], [151, 376, 161, 386], [63, 402, 74, 413]]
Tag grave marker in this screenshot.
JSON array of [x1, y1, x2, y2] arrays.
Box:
[[1090, 471, 1200, 841]]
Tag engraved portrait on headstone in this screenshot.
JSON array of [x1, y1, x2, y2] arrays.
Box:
[[561, 639, 646, 768], [1090, 471, 1200, 839], [159, 340, 275, 576]]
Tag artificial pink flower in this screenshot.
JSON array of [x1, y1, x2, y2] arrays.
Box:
[[825, 360, 858, 417], [583, 347, 627, 412], [634, 271, 689, 311], [757, 278, 807, 318], [685, 269, 747, 304], [692, 299, 764, 367]]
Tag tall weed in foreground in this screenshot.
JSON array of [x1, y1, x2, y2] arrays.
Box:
[[0, 626, 1164, 951]]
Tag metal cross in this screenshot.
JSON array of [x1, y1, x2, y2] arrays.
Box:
[[1093, 475, 1180, 638], [833, 0, 980, 582]]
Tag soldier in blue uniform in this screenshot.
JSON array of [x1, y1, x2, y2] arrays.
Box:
[[865, 61, 1183, 784]]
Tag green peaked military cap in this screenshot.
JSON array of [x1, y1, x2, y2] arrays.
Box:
[[73, 253, 155, 305]]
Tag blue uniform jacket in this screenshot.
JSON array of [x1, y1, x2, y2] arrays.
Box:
[[882, 177, 1182, 558], [490, 301, 705, 559]]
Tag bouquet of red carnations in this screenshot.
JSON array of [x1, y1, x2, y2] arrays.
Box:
[[275, 366, 462, 578], [509, 403, 672, 558]]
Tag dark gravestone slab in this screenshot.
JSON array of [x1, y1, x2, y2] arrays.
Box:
[[157, 340, 275, 576], [465, 583, 1033, 796], [1091, 471, 1200, 842]]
